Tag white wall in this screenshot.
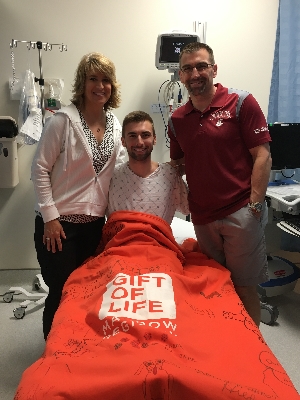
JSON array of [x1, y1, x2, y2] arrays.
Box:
[[0, 0, 279, 269]]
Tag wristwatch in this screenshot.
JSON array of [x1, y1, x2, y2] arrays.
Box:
[[248, 202, 263, 213]]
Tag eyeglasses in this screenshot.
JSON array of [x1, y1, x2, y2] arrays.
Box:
[[180, 62, 214, 74]]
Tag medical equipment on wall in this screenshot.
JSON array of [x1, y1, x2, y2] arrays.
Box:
[[155, 29, 202, 147], [9, 39, 67, 144], [0, 117, 19, 188], [155, 31, 201, 75]]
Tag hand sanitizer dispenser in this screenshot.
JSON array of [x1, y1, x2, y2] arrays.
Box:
[[0, 117, 19, 188]]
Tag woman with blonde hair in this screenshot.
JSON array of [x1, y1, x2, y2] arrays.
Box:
[[31, 52, 125, 339]]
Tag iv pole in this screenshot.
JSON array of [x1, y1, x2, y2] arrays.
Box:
[[10, 39, 67, 125]]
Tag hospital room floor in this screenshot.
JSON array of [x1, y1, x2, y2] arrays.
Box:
[[0, 269, 299, 400]]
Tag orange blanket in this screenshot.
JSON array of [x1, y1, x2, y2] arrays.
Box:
[[15, 211, 300, 400]]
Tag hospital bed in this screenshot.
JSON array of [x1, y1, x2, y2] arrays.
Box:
[[14, 210, 300, 400], [2, 216, 193, 319], [2, 216, 290, 326], [3, 216, 195, 319]]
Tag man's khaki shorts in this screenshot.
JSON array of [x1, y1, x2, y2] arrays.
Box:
[[193, 203, 269, 287]]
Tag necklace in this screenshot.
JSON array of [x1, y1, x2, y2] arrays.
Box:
[[79, 107, 105, 134]]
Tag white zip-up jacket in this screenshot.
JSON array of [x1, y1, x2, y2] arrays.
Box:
[[31, 103, 125, 222]]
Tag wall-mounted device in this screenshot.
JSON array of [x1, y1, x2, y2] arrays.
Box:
[[155, 31, 200, 73], [0, 117, 19, 188]]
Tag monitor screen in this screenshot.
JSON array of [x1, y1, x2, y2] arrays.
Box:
[[155, 32, 200, 71], [269, 123, 300, 170], [159, 36, 198, 63]]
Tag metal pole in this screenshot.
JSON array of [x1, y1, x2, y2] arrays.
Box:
[[36, 41, 45, 126]]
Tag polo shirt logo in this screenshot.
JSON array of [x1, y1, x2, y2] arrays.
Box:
[[254, 126, 269, 135], [210, 110, 232, 127], [210, 110, 232, 120]]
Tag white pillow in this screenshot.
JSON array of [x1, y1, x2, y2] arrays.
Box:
[[171, 217, 196, 244]]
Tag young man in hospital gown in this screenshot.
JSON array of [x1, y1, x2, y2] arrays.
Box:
[[107, 110, 189, 223]]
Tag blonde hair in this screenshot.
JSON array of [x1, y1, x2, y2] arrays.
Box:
[[71, 52, 121, 110]]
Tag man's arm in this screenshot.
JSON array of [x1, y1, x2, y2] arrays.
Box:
[[170, 157, 186, 177], [168, 121, 185, 176], [173, 171, 190, 216], [249, 143, 272, 204]]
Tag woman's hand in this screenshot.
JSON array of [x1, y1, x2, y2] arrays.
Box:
[[43, 219, 67, 253]]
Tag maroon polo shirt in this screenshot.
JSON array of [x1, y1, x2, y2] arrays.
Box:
[[168, 83, 271, 224]]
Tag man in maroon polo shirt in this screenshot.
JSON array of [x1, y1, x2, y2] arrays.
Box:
[[168, 42, 272, 326]]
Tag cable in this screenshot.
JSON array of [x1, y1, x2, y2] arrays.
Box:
[[157, 80, 171, 148], [157, 79, 187, 148]]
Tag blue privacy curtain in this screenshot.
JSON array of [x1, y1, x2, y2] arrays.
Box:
[[267, 0, 300, 123]]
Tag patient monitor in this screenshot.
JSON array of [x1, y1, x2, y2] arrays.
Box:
[[155, 31, 200, 73]]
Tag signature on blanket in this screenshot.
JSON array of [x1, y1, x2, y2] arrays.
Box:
[[135, 359, 174, 400]]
